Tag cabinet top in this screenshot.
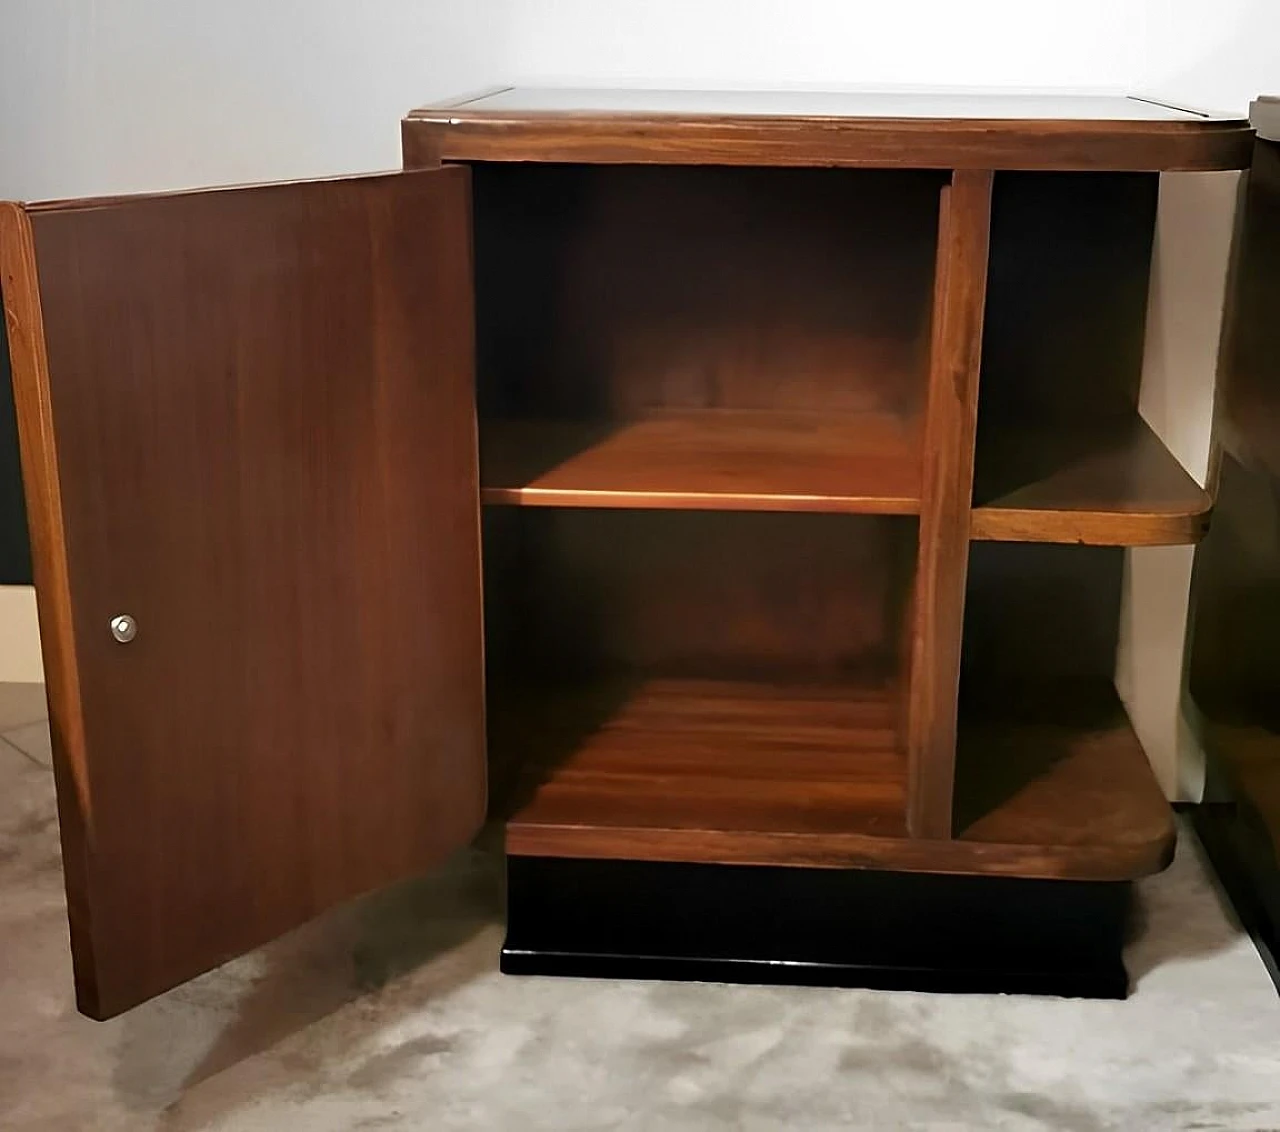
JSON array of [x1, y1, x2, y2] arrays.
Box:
[[422, 86, 1236, 122], [404, 86, 1253, 172]]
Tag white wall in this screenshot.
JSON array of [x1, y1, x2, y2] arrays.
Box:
[[1117, 172, 1243, 797], [2, 1, 1278, 790], [0, 0, 512, 200], [503, 0, 1279, 115], [7, 2, 1275, 198], [0, 0, 512, 682]]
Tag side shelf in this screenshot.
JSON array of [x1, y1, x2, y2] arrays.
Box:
[[971, 414, 1211, 545], [954, 685, 1175, 879]]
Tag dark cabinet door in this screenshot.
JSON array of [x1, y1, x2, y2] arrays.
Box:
[[0, 168, 486, 1019]]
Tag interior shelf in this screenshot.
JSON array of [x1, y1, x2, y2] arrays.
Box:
[[971, 414, 1211, 546], [954, 684, 1175, 880], [499, 676, 1171, 880], [480, 410, 922, 514], [500, 677, 909, 864]]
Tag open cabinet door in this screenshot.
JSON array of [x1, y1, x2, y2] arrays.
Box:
[[0, 168, 486, 1019]]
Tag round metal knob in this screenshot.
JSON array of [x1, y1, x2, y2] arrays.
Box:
[[110, 615, 137, 643]]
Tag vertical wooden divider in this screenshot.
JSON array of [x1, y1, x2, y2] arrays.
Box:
[[906, 170, 994, 840]]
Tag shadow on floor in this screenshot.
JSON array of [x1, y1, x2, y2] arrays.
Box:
[[108, 837, 505, 1118]]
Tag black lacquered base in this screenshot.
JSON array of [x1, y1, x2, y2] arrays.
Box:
[[502, 855, 1132, 999]]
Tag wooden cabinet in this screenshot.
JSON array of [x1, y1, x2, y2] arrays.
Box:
[[0, 88, 1254, 1018], [1187, 104, 1280, 975]]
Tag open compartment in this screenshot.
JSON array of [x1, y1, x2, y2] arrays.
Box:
[[482, 508, 917, 865], [971, 172, 1210, 546], [472, 163, 945, 514], [953, 542, 1173, 878]]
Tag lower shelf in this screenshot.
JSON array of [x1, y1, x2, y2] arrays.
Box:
[[500, 677, 909, 866], [500, 677, 1174, 880], [954, 685, 1176, 880], [970, 415, 1212, 546], [502, 855, 1133, 999]]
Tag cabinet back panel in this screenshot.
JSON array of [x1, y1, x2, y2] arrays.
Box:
[[472, 164, 944, 421], [978, 171, 1158, 426], [483, 509, 914, 682], [960, 542, 1124, 703]]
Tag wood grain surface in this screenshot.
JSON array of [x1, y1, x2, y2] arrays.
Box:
[[471, 163, 941, 423], [480, 410, 921, 513], [503, 676, 1173, 880], [971, 414, 1211, 545], [953, 683, 1174, 878], [502, 677, 908, 853], [1188, 134, 1280, 880], [905, 171, 994, 840], [481, 508, 915, 682], [404, 89, 1252, 172], [1, 170, 487, 1018]]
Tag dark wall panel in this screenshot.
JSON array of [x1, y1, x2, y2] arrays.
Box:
[[0, 288, 33, 584]]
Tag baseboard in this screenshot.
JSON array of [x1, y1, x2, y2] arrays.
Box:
[[0, 586, 43, 683]]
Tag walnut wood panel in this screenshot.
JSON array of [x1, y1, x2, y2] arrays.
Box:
[[501, 677, 907, 848], [1189, 452, 1280, 864], [481, 509, 915, 683], [953, 545, 1172, 872], [1189, 133, 1280, 851], [471, 164, 942, 423], [0, 171, 486, 1019], [505, 822, 1170, 878], [503, 676, 1172, 880], [1184, 130, 1280, 950], [953, 683, 1174, 878], [905, 171, 993, 840], [971, 414, 1211, 545], [1191, 135, 1280, 719], [403, 93, 1252, 171], [1190, 443, 1280, 733], [480, 410, 921, 513], [0, 206, 96, 999]]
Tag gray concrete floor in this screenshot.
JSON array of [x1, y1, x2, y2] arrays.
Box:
[[2, 682, 1280, 1131]]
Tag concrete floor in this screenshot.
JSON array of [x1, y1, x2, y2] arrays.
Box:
[[2, 682, 1280, 1131]]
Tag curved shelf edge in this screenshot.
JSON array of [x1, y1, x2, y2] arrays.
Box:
[[952, 684, 1176, 882], [504, 822, 1176, 882], [970, 503, 1212, 546], [970, 415, 1213, 546]]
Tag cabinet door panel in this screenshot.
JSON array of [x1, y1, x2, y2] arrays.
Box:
[[0, 169, 485, 1019]]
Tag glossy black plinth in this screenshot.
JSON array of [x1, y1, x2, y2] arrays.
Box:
[[502, 856, 1132, 999]]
